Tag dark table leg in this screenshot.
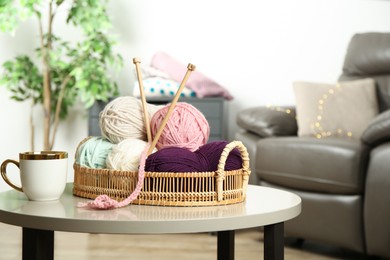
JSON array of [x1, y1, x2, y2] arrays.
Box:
[[23, 227, 54, 260], [217, 230, 234, 260], [264, 222, 284, 260]]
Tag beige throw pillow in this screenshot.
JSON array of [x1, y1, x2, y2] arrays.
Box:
[[293, 78, 378, 139]]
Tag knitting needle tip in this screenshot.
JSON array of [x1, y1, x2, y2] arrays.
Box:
[[133, 57, 141, 64], [187, 63, 196, 71]]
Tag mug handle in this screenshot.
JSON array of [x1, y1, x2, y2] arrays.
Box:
[[1, 159, 23, 192]]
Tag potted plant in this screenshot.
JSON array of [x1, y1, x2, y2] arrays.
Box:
[[0, 0, 123, 150]]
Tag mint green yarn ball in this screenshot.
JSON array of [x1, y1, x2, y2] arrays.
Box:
[[76, 136, 114, 169]]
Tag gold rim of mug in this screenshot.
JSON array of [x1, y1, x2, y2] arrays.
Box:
[[19, 151, 68, 160]]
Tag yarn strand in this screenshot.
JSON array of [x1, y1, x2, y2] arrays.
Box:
[[77, 143, 150, 210]]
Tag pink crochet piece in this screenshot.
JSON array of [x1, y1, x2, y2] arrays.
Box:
[[77, 143, 150, 210]]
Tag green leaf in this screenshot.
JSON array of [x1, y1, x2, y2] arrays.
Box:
[[0, 55, 43, 103], [77, 79, 89, 89], [1, 0, 123, 131]]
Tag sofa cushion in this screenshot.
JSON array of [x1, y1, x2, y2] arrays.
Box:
[[293, 78, 379, 139], [342, 33, 390, 76], [339, 32, 390, 112], [255, 137, 369, 194]]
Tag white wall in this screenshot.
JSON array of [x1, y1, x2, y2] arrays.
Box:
[[1, 0, 390, 191]]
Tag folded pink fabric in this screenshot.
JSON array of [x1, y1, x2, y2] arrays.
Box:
[[151, 51, 233, 100]]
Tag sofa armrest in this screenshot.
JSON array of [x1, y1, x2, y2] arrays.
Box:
[[364, 143, 390, 258], [361, 109, 390, 146], [236, 106, 297, 137]]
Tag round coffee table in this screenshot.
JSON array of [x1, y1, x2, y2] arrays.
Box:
[[0, 184, 301, 260]]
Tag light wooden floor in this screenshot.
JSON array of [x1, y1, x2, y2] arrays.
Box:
[[0, 222, 361, 259]]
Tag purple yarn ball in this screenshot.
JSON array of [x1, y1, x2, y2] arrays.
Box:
[[197, 141, 243, 171], [145, 147, 202, 172], [145, 141, 243, 172]]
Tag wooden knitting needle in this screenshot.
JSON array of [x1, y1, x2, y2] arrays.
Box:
[[147, 63, 196, 155], [133, 57, 152, 143]]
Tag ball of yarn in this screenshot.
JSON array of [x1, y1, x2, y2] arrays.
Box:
[[99, 96, 160, 144], [145, 147, 203, 172], [76, 136, 114, 169], [145, 141, 242, 172], [106, 138, 157, 171], [197, 141, 243, 171], [150, 102, 210, 152]]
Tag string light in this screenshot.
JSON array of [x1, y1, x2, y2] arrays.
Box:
[[266, 94, 353, 139], [266, 105, 295, 117], [312, 83, 353, 139]]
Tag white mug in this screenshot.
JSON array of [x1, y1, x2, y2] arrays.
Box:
[[1, 151, 68, 201]]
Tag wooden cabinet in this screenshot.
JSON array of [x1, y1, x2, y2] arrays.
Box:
[[88, 97, 227, 141]]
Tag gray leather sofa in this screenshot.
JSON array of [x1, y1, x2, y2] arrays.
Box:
[[235, 32, 390, 259]]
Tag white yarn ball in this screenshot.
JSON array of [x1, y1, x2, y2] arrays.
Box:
[[106, 138, 157, 171], [99, 96, 160, 144]]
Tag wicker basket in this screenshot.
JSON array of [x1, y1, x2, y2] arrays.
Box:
[[73, 140, 251, 206]]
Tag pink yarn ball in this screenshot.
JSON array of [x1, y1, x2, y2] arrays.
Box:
[[150, 102, 210, 151]]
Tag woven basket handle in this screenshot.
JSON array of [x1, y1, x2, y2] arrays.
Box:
[[216, 141, 251, 201], [74, 136, 94, 161]]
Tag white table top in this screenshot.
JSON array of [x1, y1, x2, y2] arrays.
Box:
[[0, 184, 301, 234]]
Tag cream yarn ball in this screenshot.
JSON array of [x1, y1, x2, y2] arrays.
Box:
[[99, 96, 160, 144], [106, 138, 157, 171]]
